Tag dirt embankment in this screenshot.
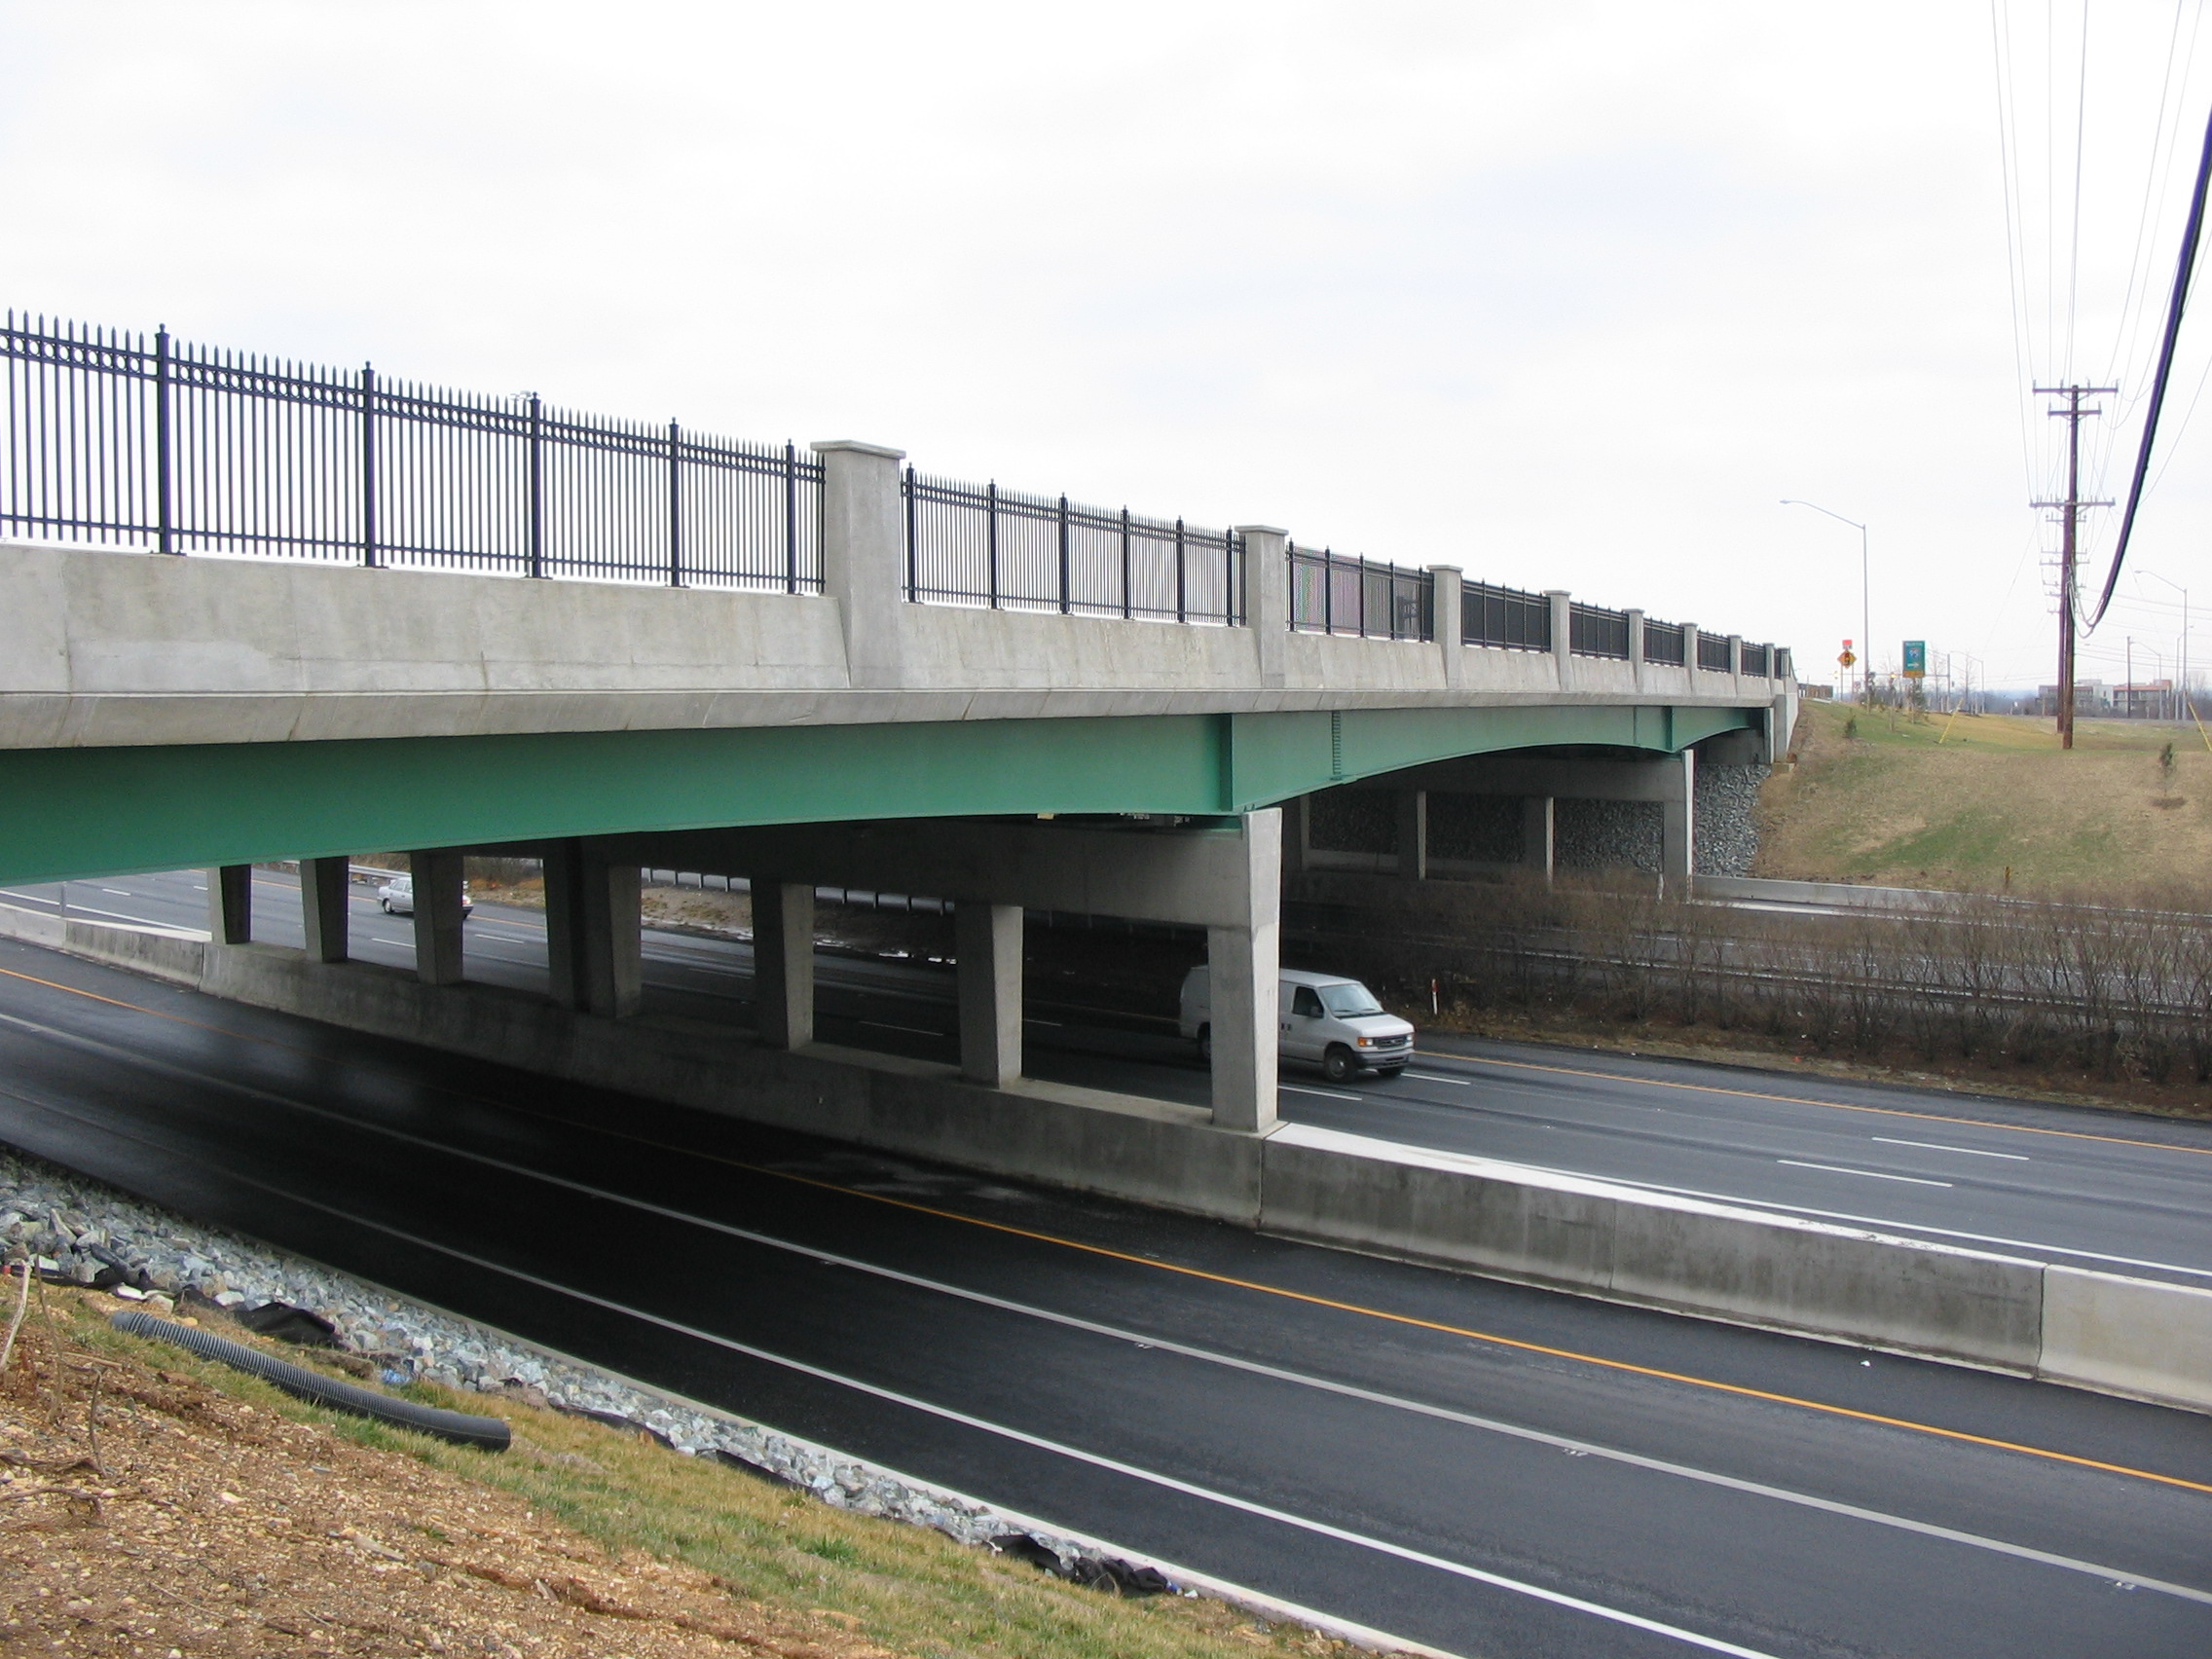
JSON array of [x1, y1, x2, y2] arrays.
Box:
[[2, 1288, 898, 1659]]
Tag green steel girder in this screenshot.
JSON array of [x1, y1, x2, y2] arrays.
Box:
[[0, 703, 1756, 885]]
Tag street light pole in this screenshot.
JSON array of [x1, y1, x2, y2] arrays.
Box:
[[1781, 499, 1870, 703], [2140, 569, 2190, 720]]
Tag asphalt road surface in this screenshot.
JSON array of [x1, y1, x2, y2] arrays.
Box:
[[0, 936, 2208, 1657], [11, 868, 2212, 1289]]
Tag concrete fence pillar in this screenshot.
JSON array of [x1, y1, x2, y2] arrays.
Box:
[[1548, 589, 1573, 691], [544, 842, 642, 1017], [299, 858, 350, 964], [1661, 749, 1697, 891], [1682, 622, 1702, 681], [956, 902, 1023, 1087], [815, 440, 907, 690], [1397, 790, 1427, 881], [206, 866, 251, 945], [1521, 797, 1555, 881], [1726, 633, 1745, 697], [1205, 809, 1281, 1133], [1237, 526, 1289, 688], [408, 849, 467, 987], [1429, 565, 1464, 686], [1626, 608, 1646, 692], [751, 879, 816, 1049]]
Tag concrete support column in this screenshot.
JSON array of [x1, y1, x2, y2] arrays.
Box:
[[1521, 797, 1555, 880], [1205, 808, 1281, 1133], [299, 858, 350, 964], [752, 879, 816, 1049], [814, 439, 907, 690], [955, 902, 1023, 1087], [408, 849, 466, 986], [1237, 526, 1289, 688], [543, 841, 642, 1016], [1429, 565, 1464, 686], [1396, 790, 1427, 880], [1626, 608, 1646, 692], [1548, 589, 1573, 691], [1660, 749, 1697, 890], [207, 866, 251, 944]]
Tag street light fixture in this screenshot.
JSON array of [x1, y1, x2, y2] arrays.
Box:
[[1781, 500, 1871, 704], [2138, 569, 2190, 719]]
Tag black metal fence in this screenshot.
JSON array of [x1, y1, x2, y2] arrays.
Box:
[[1, 313, 821, 591], [1642, 619, 1687, 665], [4, 313, 1797, 673], [1461, 580, 1552, 651], [903, 470, 1242, 623], [1288, 545, 1431, 639], [1568, 603, 1630, 659]]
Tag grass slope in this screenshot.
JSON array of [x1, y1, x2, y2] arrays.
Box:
[[1755, 698, 2212, 897]]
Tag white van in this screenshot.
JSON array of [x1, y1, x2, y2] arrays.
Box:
[[1178, 967, 1415, 1084]]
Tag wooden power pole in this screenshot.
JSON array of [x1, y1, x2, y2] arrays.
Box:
[[2033, 384, 2116, 750]]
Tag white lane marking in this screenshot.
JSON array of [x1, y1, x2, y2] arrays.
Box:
[[1777, 1161, 1953, 1188], [861, 1021, 944, 1038], [1403, 1072, 1471, 1086], [1281, 1085, 1363, 1101], [1871, 1138, 2031, 1162], [7, 1047, 2209, 1611], [97, 887, 130, 896], [10, 1117, 1771, 1655]]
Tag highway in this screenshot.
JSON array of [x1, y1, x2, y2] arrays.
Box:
[[0, 935, 2208, 1657], [10, 867, 2212, 1290]]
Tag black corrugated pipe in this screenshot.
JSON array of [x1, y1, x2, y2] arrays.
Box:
[[111, 1309, 510, 1452]]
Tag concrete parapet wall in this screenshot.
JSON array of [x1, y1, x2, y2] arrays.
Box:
[[9, 903, 2206, 1413], [1259, 1125, 2046, 1368], [0, 538, 1786, 751], [2038, 1266, 2212, 1412]]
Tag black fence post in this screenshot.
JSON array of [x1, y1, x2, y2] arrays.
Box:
[[527, 393, 544, 578], [782, 439, 798, 594], [1120, 506, 1131, 620], [1058, 494, 1071, 614], [154, 327, 175, 555], [359, 362, 378, 568], [903, 464, 918, 600], [986, 479, 1000, 609], [1174, 518, 1188, 623], [667, 421, 683, 587]]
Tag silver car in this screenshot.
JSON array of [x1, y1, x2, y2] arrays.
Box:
[[376, 873, 473, 918]]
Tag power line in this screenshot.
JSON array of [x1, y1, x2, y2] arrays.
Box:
[[2085, 92, 2212, 629]]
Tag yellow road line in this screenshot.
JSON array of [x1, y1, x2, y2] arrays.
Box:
[[5, 962, 2209, 1497]]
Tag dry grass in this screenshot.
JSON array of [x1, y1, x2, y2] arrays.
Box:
[[1757, 699, 2212, 896], [2, 1284, 1363, 1659]]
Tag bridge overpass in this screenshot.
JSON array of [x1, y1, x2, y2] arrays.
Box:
[[0, 313, 1794, 1157]]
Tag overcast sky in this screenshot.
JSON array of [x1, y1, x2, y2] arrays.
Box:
[[7, 1, 2212, 690]]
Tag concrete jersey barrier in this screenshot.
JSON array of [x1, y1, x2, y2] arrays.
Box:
[[3, 900, 2208, 1416]]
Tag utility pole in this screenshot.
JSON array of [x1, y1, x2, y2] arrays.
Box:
[[2033, 385, 2117, 750]]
